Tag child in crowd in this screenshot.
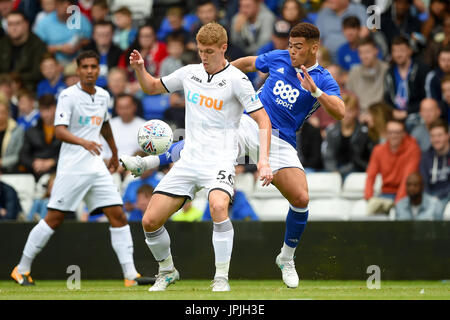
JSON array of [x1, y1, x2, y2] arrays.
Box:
[[37, 53, 66, 99], [113, 6, 137, 50], [16, 89, 39, 130]]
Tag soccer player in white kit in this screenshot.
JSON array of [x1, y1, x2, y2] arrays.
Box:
[[11, 51, 154, 287], [128, 22, 273, 292]]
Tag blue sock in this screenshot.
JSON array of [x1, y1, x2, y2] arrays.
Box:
[[284, 205, 308, 248], [158, 140, 185, 165]]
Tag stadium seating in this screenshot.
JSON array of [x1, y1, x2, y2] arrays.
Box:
[[142, 94, 170, 120], [248, 198, 290, 221], [308, 198, 351, 220], [306, 172, 342, 199], [1, 174, 36, 215], [341, 172, 383, 199], [443, 203, 450, 221], [234, 173, 255, 197]]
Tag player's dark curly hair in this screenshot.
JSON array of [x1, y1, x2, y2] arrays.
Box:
[[76, 50, 100, 66], [289, 22, 320, 41]]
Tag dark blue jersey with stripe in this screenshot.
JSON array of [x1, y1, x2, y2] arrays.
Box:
[[255, 50, 341, 148]]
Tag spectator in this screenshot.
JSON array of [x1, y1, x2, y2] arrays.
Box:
[[171, 201, 203, 222], [77, 0, 94, 20], [118, 24, 168, 94], [0, 10, 47, 91], [27, 172, 56, 221], [297, 120, 323, 173], [101, 93, 145, 165], [112, 6, 137, 51], [83, 20, 123, 88], [160, 32, 185, 77], [16, 89, 39, 130], [0, 73, 18, 119], [337, 16, 363, 71], [90, 0, 109, 24], [35, 0, 92, 65], [230, 0, 276, 55], [315, 0, 369, 63], [203, 189, 259, 221], [411, 98, 442, 152], [257, 19, 290, 55], [365, 119, 421, 214], [33, 0, 56, 33], [379, 0, 424, 52], [364, 102, 394, 144], [419, 119, 449, 215], [0, 179, 22, 220], [157, 7, 191, 43], [280, 0, 312, 28], [440, 75, 450, 126], [127, 184, 154, 222], [0, 99, 24, 173], [323, 93, 374, 179], [425, 45, 450, 102], [424, 13, 450, 70], [384, 35, 429, 123], [421, 0, 449, 42], [106, 67, 127, 115], [18, 94, 60, 180], [346, 37, 389, 116], [108, 0, 152, 21], [395, 172, 443, 220], [36, 53, 66, 99], [62, 60, 79, 86]]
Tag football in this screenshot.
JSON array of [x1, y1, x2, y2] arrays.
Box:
[[137, 119, 173, 155]]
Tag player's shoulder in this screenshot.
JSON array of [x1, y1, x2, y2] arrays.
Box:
[[227, 64, 253, 84]]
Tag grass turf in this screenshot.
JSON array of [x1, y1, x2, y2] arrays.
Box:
[[0, 280, 449, 300]]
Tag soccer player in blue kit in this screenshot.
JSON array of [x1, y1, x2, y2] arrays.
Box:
[[121, 23, 345, 288]]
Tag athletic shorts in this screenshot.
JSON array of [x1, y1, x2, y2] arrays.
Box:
[[153, 157, 235, 201], [238, 115, 304, 173], [47, 170, 123, 213]]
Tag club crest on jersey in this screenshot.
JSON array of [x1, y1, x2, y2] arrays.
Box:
[[187, 90, 223, 110]]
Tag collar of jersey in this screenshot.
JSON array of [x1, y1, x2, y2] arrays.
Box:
[[76, 82, 97, 96], [295, 61, 319, 73], [205, 60, 230, 82]]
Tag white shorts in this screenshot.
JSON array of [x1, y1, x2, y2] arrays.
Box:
[[154, 157, 235, 201], [47, 171, 123, 213], [238, 115, 303, 172]]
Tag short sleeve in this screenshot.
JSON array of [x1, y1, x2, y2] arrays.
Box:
[[160, 66, 188, 93], [233, 73, 264, 114], [54, 93, 72, 126], [255, 51, 276, 73], [321, 72, 341, 99]]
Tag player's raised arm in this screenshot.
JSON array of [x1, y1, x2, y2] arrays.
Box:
[[249, 108, 273, 186], [231, 56, 258, 74], [298, 65, 345, 120], [129, 50, 167, 95]]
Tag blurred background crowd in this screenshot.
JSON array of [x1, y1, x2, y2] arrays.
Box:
[[0, 0, 448, 222]]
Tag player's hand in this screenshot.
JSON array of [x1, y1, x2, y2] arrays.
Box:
[[107, 155, 119, 173], [82, 140, 102, 156], [257, 160, 273, 187], [129, 49, 145, 70], [297, 65, 317, 93]]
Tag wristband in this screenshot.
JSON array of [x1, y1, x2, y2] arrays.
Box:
[[311, 87, 323, 98]]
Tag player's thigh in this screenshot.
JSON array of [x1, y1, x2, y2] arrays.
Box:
[[142, 193, 187, 231], [208, 189, 231, 223], [272, 167, 309, 208], [84, 171, 123, 214]]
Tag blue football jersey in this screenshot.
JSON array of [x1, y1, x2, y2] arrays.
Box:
[[255, 50, 341, 147]]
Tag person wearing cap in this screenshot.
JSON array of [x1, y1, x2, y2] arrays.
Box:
[[257, 19, 291, 55]]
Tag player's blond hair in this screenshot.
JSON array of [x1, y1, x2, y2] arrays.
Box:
[[196, 22, 228, 47]]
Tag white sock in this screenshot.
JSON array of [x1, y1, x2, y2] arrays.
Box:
[[280, 243, 296, 260], [212, 219, 234, 279], [143, 155, 160, 170], [18, 219, 55, 274], [110, 225, 139, 280], [144, 226, 174, 272]]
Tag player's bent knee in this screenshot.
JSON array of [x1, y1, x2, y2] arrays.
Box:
[[289, 191, 309, 209], [142, 214, 163, 232]]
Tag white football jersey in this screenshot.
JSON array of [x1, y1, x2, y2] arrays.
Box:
[[54, 83, 110, 174], [161, 62, 263, 164]]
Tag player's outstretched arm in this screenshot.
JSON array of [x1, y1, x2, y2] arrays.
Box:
[[55, 125, 102, 155], [101, 121, 119, 173], [129, 49, 167, 95], [231, 56, 258, 74], [249, 108, 273, 186], [297, 65, 345, 120]]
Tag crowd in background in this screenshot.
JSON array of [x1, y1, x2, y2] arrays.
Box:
[[0, 0, 449, 222]]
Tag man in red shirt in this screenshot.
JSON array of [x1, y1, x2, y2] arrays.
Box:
[[365, 119, 421, 214]]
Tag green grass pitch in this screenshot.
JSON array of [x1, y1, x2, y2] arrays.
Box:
[[0, 280, 449, 300]]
